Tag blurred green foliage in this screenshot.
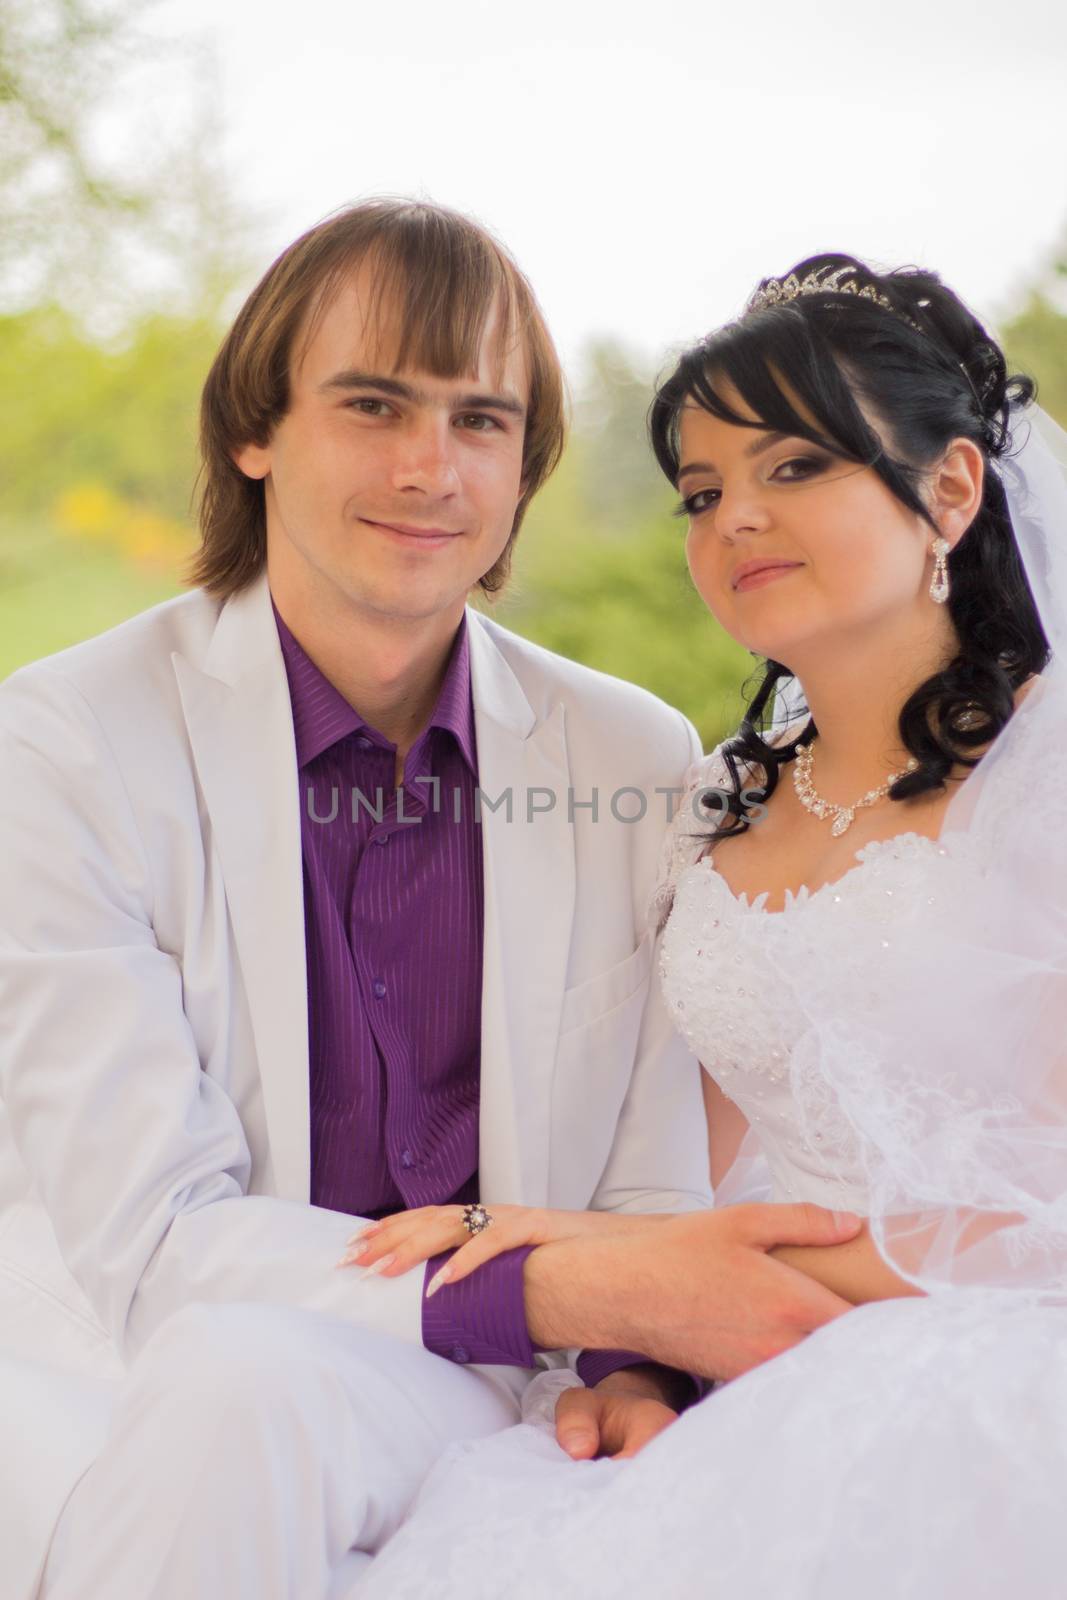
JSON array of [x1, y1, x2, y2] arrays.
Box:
[[0, 305, 219, 521], [0, 305, 757, 744], [2, 293, 1066, 749], [0, 302, 215, 688], [1, 0, 243, 327], [3, 3, 1067, 751], [2, 0, 1065, 749], [494, 341, 754, 744], [1003, 293, 1067, 424]]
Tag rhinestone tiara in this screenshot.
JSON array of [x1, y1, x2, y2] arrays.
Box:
[[745, 266, 922, 331]]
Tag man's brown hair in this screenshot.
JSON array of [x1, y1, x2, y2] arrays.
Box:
[[190, 198, 567, 599]]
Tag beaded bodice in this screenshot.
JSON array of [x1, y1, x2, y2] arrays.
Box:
[[655, 742, 951, 1211]]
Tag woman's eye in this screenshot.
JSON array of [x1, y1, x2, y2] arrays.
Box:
[[674, 487, 721, 518], [773, 454, 826, 481]]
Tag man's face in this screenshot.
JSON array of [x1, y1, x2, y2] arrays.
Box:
[[236, 260, 529, 627]]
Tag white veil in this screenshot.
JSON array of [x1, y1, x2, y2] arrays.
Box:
[[773, 404, 1067, 1300]]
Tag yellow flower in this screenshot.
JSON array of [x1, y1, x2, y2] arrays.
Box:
[[51, 481, 194, 573]]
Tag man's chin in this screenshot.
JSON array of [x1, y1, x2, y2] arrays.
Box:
[[336, 574, 475, 628], [335, 546, 507, 624]]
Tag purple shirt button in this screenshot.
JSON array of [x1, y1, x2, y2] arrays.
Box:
[[372, 978, 387, 999], [356, 734, 374, 751], [373, 832, 389, 846], [400, 1149, 416, 1169], [451, 1345, 471, 1365]]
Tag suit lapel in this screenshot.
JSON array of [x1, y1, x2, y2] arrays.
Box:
[[169, 586, 575, 1210], [172, 574, 310, 1202], [468, 612, 575, 1206]]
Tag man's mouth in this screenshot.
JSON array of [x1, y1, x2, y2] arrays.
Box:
[[363, 518, 464, 548]]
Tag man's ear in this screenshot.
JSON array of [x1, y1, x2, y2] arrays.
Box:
[[232, 441, 271, 480], [929, 437, 984, 550]]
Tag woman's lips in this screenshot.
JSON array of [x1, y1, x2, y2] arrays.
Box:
[[733, 563, 802, 593]]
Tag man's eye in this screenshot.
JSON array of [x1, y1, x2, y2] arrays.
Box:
[[348, 398, 391, 416], [673, 487, 721, 518], [457, 413, 499, 431]]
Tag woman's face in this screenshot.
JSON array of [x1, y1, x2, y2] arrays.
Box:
[[677, 384, 938, 671]]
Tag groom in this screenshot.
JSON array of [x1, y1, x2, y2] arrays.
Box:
[[0, 199, 860, 1599]]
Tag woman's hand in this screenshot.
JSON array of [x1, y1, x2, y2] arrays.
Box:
[[335, 1204, 671, 1296]]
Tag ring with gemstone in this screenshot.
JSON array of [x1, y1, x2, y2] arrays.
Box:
[[461, 1203, 493, 1236]]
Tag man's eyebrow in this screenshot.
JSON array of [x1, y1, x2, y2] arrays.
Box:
[[318, 369, 526, 418], [677, 430, 792, 482]]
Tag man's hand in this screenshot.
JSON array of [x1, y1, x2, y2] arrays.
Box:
[[555, 1366, 681, 1461], [525, 1202, 864, 1382]]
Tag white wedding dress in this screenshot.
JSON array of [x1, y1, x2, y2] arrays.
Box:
[[356, 738, 1067, 1600]]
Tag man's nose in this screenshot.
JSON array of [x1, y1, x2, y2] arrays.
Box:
[[390, 418, 461, 496]]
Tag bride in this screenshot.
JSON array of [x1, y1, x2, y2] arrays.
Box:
[[347, 253, 1067, 1597]]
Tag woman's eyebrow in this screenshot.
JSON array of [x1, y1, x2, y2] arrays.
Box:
[[677, 431, 791, 483]]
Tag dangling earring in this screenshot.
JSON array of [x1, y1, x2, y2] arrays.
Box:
[[929, 536, 950, 604]]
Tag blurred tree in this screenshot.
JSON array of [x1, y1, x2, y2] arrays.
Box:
[[0, 0, 246, 329], [570, 339, 669, 525], [3, 46, 1066, 748], [998, 225, 1067, 426], [0, 0, 248, 680], [501, 342, 754, 747], [0, 303, 220, 522], [1002, 294, 1067, 428]]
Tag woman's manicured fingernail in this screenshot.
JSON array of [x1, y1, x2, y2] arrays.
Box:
[[833, 1211, 862, 1228], [334, 1246, 367, 1268], [358, 1253, 396, 1280], [346, 1224, 379, 1245], [426, 1266, 452, 1299]]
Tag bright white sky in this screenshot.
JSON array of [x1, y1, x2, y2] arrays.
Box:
[[157, 0, 1066, 376]]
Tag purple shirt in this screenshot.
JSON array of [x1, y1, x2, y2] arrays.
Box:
[[276, 602, 656, 1384]]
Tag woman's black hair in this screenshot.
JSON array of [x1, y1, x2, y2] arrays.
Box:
[[648, 251, 1048, 834]]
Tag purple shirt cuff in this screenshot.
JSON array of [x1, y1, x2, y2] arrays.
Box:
[[576, 1349, 703, 1409], [420, 1245, 700, 1410], [422, 1244, 540, 1368], [575, 1348, 652, 1387]]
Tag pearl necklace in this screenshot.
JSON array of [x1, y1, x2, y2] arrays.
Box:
[[792, 742, 919, 837]]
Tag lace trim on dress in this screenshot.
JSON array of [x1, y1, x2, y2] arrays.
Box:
[[648, 722, 808, 933]]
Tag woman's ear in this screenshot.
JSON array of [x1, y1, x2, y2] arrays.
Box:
[[929, 437, 984, 549], [232, 441, 271, 480]]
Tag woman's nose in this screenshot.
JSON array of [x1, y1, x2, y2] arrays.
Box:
[[714, 482, 769, 541]]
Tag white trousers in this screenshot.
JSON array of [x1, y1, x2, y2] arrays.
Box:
[[38, 1300, 525, 1600]]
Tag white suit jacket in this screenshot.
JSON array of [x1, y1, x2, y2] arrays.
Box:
[[0, 572, 711, 1597]]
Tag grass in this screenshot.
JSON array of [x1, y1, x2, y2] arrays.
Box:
[[0, 522, 184, 682]]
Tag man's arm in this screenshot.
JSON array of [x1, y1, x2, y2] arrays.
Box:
[[0, 667, 424, 1358], [522, 1203, 865, 1382]]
